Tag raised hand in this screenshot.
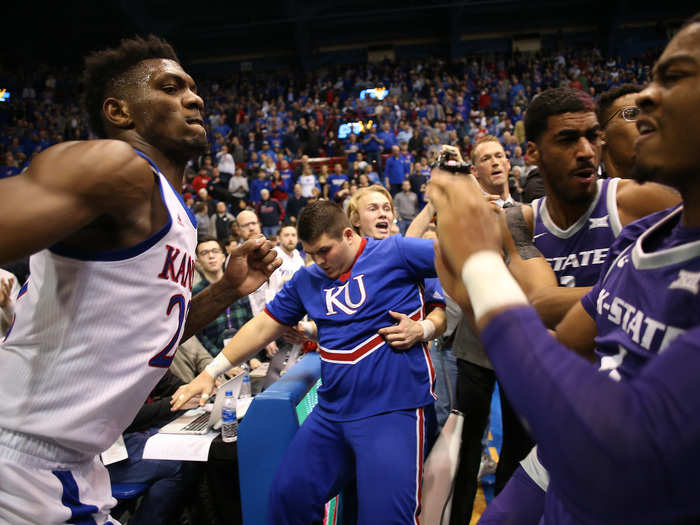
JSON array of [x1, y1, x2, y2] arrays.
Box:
[[427, 172, 503, 276], [224, 235, 281, 298]]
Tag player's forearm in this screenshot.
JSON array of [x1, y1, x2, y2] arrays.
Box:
[[182, 279, 241, 341], [405, 202, 435, 238], [219, 312, 285, 368], [481, 307, 692, 517], [529, 285, 591, 329]]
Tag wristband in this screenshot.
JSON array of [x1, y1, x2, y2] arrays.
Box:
[[419, 319, 436, 341], [204, 352, 233, 379], [460, 250, 527, 322]]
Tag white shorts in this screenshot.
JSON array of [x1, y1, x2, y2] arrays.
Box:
[[0, 456, 119, 525]]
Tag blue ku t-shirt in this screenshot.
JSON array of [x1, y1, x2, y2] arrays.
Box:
[[265, 236, 438, 421]]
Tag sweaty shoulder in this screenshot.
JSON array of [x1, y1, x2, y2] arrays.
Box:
[[611, 206, 680, 259], [615, 178, 681, 227], [29, 140, 155, 211]]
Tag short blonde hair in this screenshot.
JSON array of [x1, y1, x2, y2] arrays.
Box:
[[470, 135, 503, 164], [346, 185, 396, 233]]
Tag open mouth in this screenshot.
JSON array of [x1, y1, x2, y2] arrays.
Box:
[[186, 118, 205, 127], [572, 169, 595, 180], [375, 221, 389, 233], [636, 119, 656, 136]]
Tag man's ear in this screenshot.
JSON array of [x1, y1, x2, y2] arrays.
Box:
[[103, 97, 133, 131], [343, 227, 355, 242], [526, 141, 539, 165]]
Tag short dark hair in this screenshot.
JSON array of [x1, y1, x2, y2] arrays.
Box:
[[196, 235, 223, 255], [597, 84, 642, 125], [298, 200, 351, 243], [83, 35, 179, 138], [524, 87, 596, 143]]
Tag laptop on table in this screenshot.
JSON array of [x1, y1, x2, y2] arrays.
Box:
[[159, 373, 244, 435]]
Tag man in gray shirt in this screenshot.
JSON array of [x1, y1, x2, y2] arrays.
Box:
[[394, 180, 418, 235]]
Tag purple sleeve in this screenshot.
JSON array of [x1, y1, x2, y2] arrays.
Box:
[[580, 282, 599, 318], [482, 306, 700, 522]]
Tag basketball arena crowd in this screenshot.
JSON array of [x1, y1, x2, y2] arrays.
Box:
[[0, 12, 699, 525]]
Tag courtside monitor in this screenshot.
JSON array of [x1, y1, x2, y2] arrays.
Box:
[[295, 378, 342, 525]]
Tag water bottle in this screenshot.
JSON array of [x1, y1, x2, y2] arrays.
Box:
[[221, 390, 237, 443], [239, 372, 252, 399]]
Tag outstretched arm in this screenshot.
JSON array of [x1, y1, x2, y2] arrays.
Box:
[[0, 140, 154, 264], [429, 171, 700, 521], [171, 311, 286, 409], [181, 235, 281, 341], [504, 204, 592, 328], [405, 202, 435, 238], [482, 309, 700, 522]]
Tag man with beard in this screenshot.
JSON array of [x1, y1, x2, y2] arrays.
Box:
[[430, 13, 700, 523], [518, 87, 679, 327]]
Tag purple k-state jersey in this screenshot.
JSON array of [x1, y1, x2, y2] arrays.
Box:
[[265, 235, 437, 421], [581, 205, 700, 382], [532, 178, 623, 287]]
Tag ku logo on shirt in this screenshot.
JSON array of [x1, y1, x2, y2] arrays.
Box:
[[324, 275, 367, 316]]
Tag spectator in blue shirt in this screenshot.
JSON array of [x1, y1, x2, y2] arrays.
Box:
[[361, 124, 382, 168], [384, 145, 406, 196], [0, 153, 22, 179], [325, 163, 349, 200], [258, 141, 277, 164], [376, 120, 397, 153], [278, 159, 295, 195], [250, 169, 272, 205], [344, 133, 360, 164]]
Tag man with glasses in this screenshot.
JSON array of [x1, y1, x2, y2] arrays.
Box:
[[514, 87, 679, 327], [193, 236, 254, 357], [432, 14, 700, 522], [473, 86, 679, 523], [597, 84, 643, 179]]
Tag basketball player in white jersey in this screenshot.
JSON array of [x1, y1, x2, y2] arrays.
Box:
[[0, 36, 279, 524]]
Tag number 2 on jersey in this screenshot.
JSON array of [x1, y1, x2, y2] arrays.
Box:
[[149, 294, 190, 367]]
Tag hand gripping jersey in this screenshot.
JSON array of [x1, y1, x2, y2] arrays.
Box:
[[582, 205, 700, 381], [0, 150, 197, 465], [265, 236, 437, 420], [532, 178, 622, 287]]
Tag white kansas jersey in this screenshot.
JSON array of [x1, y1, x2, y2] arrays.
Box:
[[0, 150, 197, 465]]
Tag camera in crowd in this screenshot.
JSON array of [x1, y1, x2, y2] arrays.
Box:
[[431, 149, 471, 175]]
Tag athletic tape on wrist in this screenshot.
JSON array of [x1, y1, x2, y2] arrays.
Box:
[[205, 352, 233, 379], [460, 250, 527, 322], [419, 319, 436, 341]]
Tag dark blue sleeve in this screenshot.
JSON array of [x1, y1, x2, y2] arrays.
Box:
[[424, 278, 446, 309], [482, 306, 700, 522], [393, 236, 437, 280]]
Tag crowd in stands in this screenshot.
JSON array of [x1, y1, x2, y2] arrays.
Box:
[[0, 43, 669, 525], [1, 46, 657, 222]]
